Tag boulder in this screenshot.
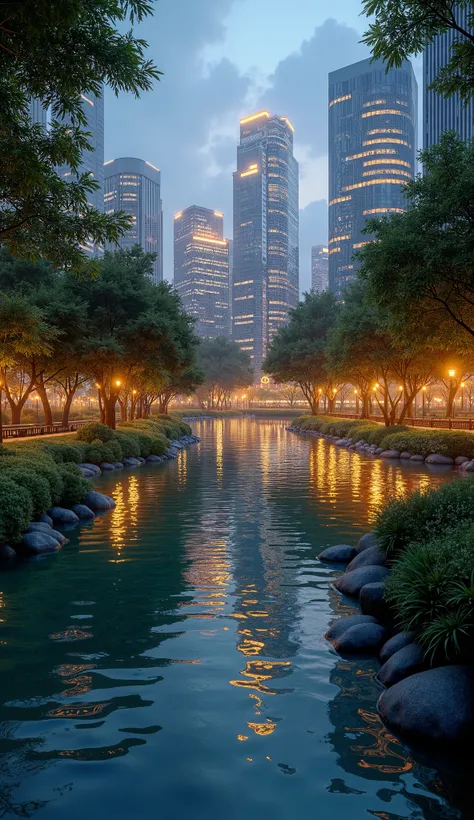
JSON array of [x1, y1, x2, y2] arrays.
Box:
[[49, 529, 67, 545], [410, 454, 425, 462], [38, 513, 54, 526], [425, 453, 454, 465], [380, 450, 400, 459], [378, 643, 425, 687], [455, 456, 470, 466], [71, 504, 95, 521], [79, 463, 101, 475], [346, 545, 387, 573], [378, 666, 474, 745], [100, 462, 116, 471], [318, 544, 357, 563], [359, 582, 392, 622], [113, 462, 124, 470], [400, 452, 412, 460], [26, 522, 53, 534], [82, 491, 114, 512], [356, 532, 378, 553], [333, 623, 386, 655], [147, 455, 163, 463], [0, 544, 15, 559], [122, 457, 140, 467], [379, 631, 416, 664], [466, 462, 474, 473], [103, 495, 116, 509], [334, 565, 390, 597], [47, 507, 79, 526], [21, 531, 61, 554], [79, 467, 95, 478], [137, 456, 146, 463], [326, 614, 377, 642], [165, 449, 178, 459], [375, 448, 384, 455]]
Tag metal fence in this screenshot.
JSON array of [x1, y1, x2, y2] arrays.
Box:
[[326, 412, 474, 430], [2, 420, 89, 439]]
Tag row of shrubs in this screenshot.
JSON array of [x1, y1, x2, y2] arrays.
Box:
[[0, 416, 191, 545], [294, 415, 474, 459]]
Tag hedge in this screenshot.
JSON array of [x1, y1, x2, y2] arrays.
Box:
[[380, 429, 474, 459]]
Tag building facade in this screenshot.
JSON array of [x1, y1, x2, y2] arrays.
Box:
[[232, 111, 299, 375], [328, 58, 417, 300], [28, 98, 47, 128], [103, 157, 163, 284], [424, 6, 474, 148], [311, 245, 329, 293], [57, 91, 104, 257], [173, 206, 230, 338]]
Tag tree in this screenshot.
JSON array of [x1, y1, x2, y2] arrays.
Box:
[[278, 384, 303, 407], [362, 1, 474, 102], [1, 1, 160, 274], [263, 291, 339, 414], [156, 365, 204, 415], [359, 133, 474, 344], [197, 338, 253, 409]]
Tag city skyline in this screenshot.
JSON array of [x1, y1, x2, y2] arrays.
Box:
[[311, 245, 328, 294]]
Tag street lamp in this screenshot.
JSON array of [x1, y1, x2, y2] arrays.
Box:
[[115, 379, 121, 388]]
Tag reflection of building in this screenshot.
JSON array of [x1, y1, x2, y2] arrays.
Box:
[[173, 206, 230, 337], [57, 91, 104, 258], [232, 111, 299, 374], [424, 6, 474, 148], [311, 245, 329, 293], [328, 58, 417, 300], [103, 157, 163, 284]]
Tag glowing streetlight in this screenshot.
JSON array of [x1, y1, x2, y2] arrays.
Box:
[[448, 369, 456, 378], [115, 379, 121, 388]]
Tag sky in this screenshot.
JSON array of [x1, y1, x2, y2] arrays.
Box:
[[105, 0, 423, 293]]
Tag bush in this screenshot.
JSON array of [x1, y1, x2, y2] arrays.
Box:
[[375, 477, 474, 557], [0, 476, 33, 544], [367, 424, 409, 446], [77, 422, 115, 444], [10, 453, 64, 505], [385, 522, 474, 663], [40, 441, 87, 464], [57, 464, 92, 507], [5, 467, 52, 517], [381, 429, 474, 459], [148, 434, 168, 456]]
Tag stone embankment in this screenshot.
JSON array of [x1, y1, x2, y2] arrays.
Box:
[[1, 434, 200, 558], [320, 534, 474, 754]]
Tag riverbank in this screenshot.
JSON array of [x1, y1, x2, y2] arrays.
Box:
[[0, 416, 198, 559], [289, 414, 474, 470]]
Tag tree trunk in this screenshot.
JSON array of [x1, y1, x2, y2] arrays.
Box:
[[105, 397, 117, 429], [119, 397, 127, 421], [36, 382, 53, 425], [327, 396, 336, 413], [360, 393, 370, 419], [446, 385, 456, 418], [62, 393, 74, 426]]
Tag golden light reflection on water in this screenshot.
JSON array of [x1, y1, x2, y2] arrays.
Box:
[[216, 420, 223, 482], [177, 447, 187, 485], [109, 474, 141, 559]]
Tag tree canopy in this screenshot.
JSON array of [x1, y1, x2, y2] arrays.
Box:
[[362, 1, 474, 102], [1, 0, 160, 274], [196, 338, 253, 409]]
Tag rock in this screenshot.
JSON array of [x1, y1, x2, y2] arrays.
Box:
[[326, 614, 377, 642], [380, 450, 400, 459], [137, 456, 146, 463], [47, 507, 80, 525], [356, 532, 378, 553], [147, 455, 163, 463], [0, 544, 15, 559], [378, 666, 474, 745], [82, 491, 114, 512], [425, 453, 454, 465], [375, 448, 384, 455], [346, 545, 387, 573], [79, 463, 101, 475], [122, 457, 140, 467], [103, 495, 116, 509], [49, 529, 67, 545], [318, 544, 357, 563], [359, 582, 392, 622], [455, 456, 470, 465], [400, 451, 412, 459], [100, 462, 116, 471], [378, 643, 425, 687], [410, 454, 425, 462], [38, 513, 53, 526], [334, 565, 390, 597], [334, 623, 386, 655], [79, 467, 95, 478], [165, 449, 178, 459], [71, 504, 95, 520], [465, 462, 474, 473], [26, 522, 53, 534], [113, 462, 124, 470], [21, 531, 61, 553], [379, 631, 416, 664]]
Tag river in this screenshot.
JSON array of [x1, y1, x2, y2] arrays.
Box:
[[0, 417, 468, 819]]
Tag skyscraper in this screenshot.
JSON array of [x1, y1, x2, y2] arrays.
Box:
[[103, 157, 163, 284], [328, 58, 417, 300], [173, 206, 230, 338], [28, 98, 47, 128], [232, 111, 299, 375], [57, 91, 104, 257], [311, 245, 329, 293], [424, 6, 474, 148]]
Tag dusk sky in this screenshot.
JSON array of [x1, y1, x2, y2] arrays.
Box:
[[105, 0, 422, 292]]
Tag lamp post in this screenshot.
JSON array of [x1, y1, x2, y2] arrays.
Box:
[[448, 369, 456, 417]]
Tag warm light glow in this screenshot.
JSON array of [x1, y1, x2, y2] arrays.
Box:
[[399, 385, 403, 391], [461, 382, 465, 388], [214, 211, 224, 217], [95, 383, 100, 388], [240, 165, 259, 178], [449, 369, 456, 378], [240, 111, 270, 125], [115, 380, 121, 387], [132, 389, 137, 395], [104, 159, 115, 165], [192, 235, 228, 246], [145, 160, 160, 172], [280, 115, 295, 132], [422, 386, 427, 391], [174, 212, 183, 219]]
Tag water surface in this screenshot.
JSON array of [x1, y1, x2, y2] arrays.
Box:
[[0, 418, 467, 819]]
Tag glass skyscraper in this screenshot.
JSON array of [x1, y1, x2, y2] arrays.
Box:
[[103, 157, 163, 284], [232, 111, 299, 375], [424, 6, 473, 148], [328, 58, 417, 300], [311, 245, 329, 293], [28, 98, 47, 128], [57, 91, 104, 257], [174, 206, 230, 338]]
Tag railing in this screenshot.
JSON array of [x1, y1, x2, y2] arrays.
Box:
[[325, 412, 474, 430], [1, 420, 89, 439]]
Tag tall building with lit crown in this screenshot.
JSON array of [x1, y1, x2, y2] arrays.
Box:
[[57, 90, 104, 258], [173, 206, 230, 337], [232, 110, 299, 375], [424, 6, 474, 148], [104, 157, 163, 284], [311, 245, 329, 293], [328, 58, 417, 300]]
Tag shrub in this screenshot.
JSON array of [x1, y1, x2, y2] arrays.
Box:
[[5, 467, 52, 517], [11, 453, 64, 504], [0, 476, 33, 543], [385, 522, 474, 663], [147, 434, 168, 456], [39, 441, 87, 464], [76, 422, 115, 444], [381, 429, 474, 459], [57, 464, 92, 506], [366, 424, 409, 446], [113, 430, 142, 458], [375, 477, 474, 557]]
